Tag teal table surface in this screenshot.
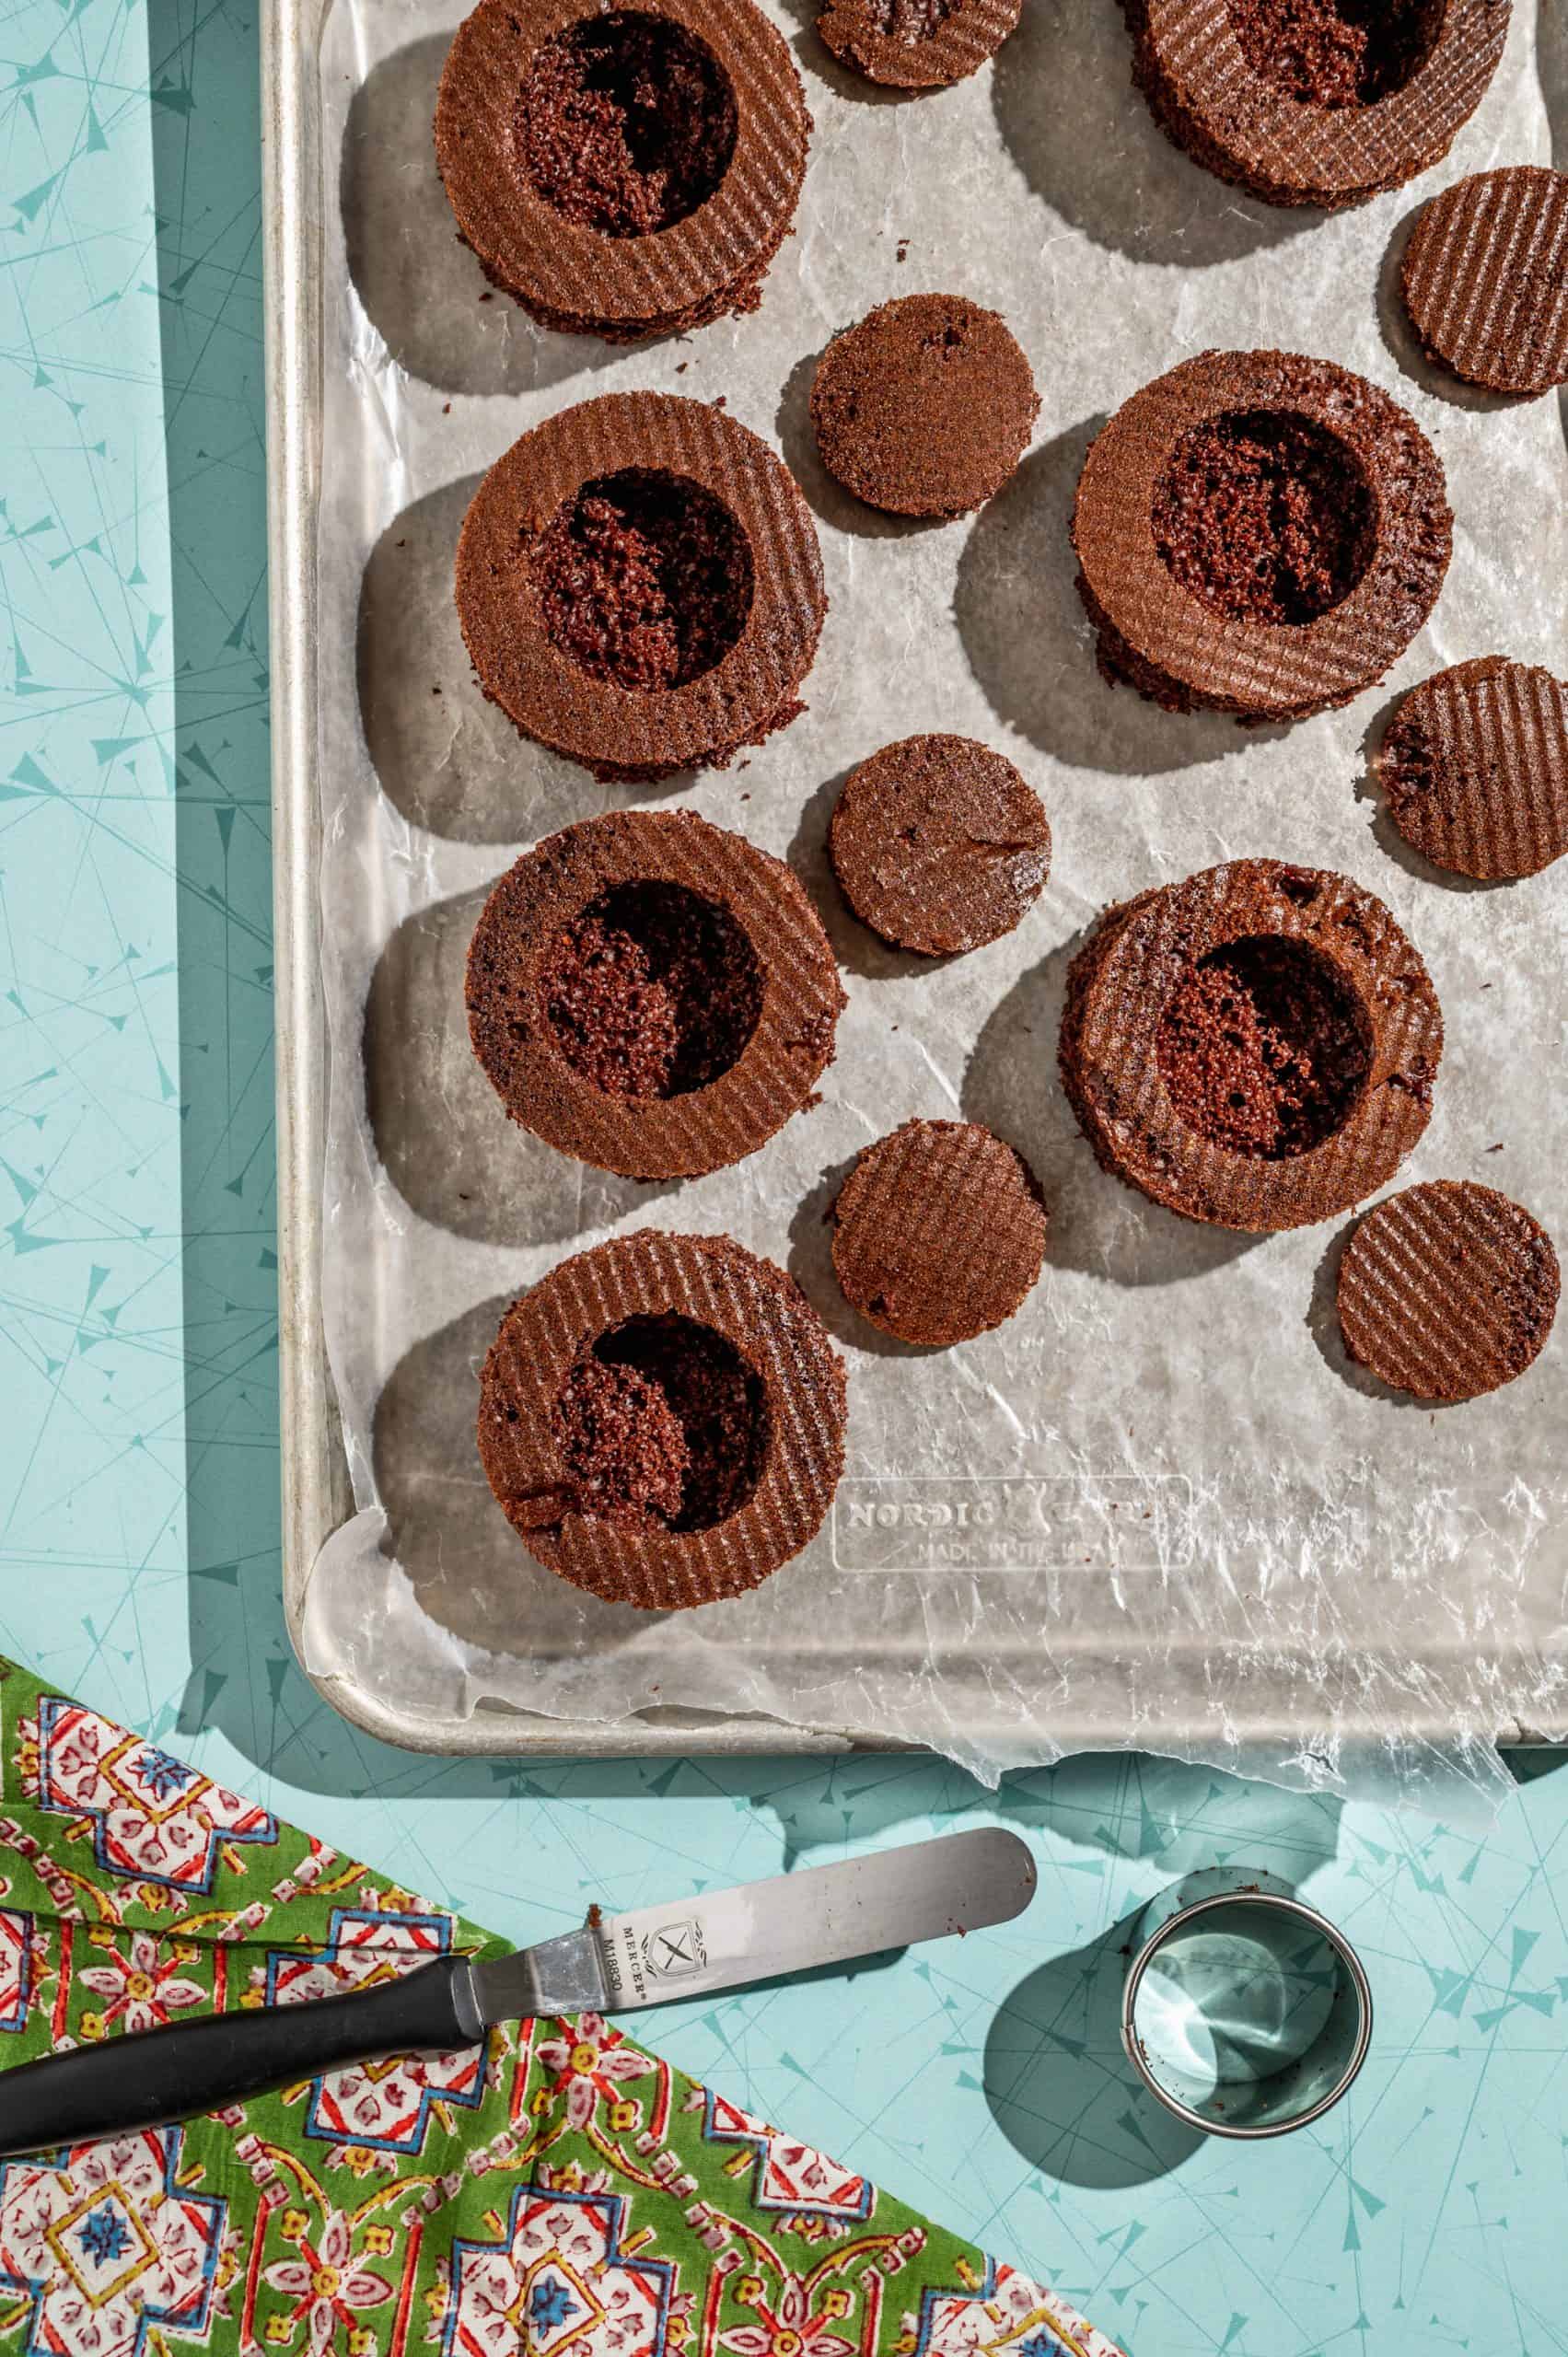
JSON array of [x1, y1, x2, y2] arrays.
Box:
[[3, 3, 1566, 2351]]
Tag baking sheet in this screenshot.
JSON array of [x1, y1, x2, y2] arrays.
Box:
[[295, 0, 1568, 1811]]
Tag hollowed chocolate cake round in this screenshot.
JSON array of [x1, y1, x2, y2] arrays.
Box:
[[435, 0, 811, 342], [1059, 859, 1444, 1233], [456, 392, 826, 782], [478, 1230, 847, 1608], [816, 0, 1022, 91], [1072, 350, 1451, 724], [466, 808, 845, 1180], [1338, 1182, 1560, 1403], [1121, 0, 1510, 213]]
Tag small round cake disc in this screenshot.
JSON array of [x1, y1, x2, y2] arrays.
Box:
[[810, 294, 1038, 518], [1337, 1181, 1560, 1402], [1376, 656, 1568, 880], [816, 0, 1021, 90], [1401, 167, 1568, 398], [831, 1119, 1048, 1345], [829, 735, 1051, 955]]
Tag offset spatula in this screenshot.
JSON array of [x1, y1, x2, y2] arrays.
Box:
[[0, 1828, 1033, 2155]]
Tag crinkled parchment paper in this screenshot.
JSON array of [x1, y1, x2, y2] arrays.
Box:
[[299, 0, 1568, 1815]]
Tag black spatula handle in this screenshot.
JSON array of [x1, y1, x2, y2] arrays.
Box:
[[0, 1953, 485, 2155]]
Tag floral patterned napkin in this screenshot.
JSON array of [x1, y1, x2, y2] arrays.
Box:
[[0, 1658, 1125, 2357]]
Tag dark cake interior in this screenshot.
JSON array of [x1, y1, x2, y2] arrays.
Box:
[[1152, 410, 1376, 627], [516, 10, 738, 236], [535, 466, 755, 691], [539, 879, 764, 1099], [1156, 935, 1374, 1158], [551, 1313, 769, 1532]]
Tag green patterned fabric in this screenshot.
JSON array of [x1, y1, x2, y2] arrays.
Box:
[[0, 1661, 1122, 2357]]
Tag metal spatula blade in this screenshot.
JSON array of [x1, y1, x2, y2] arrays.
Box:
[[477, 1823, 1036, 2016], [0, 1828, 1035, 2156]]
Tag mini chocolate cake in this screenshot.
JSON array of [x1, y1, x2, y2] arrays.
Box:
[[1072, 351, 1451, 725], [1401, 167, 1568, 398], [1376, 656, 1568, 881], [1060, 859, 1444, 1232], [467, 808, 845, 1179], [1338, 1181, 1560, 1402], [831, 1120, 1048, 1345], [1121, 0, 1509, 213], [456, 392, 825, 783], [810, 296, 1039, 518], [816, 0, 1021, 90], [479, 1229, 847, 1607], [435, 0, 810, 343], [829, 735, 1051, 955]]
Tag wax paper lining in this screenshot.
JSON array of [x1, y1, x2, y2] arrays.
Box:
[[299, 0, 1568, 1817]]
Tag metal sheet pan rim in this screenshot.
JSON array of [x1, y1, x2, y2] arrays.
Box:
[[262, 0, 1566, 1764]]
